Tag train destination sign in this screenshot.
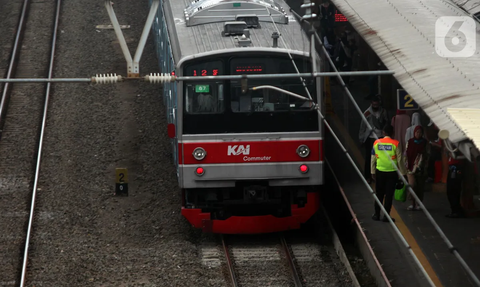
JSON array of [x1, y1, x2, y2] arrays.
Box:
[[192, 69, 219, 76], [335, 10, 348, 22], [234, 64, 264, 74], [195, 85, 210, 93]]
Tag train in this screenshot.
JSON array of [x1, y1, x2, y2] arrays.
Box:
[[150, 0, 324, 234]]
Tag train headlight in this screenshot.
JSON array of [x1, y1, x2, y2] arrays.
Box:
[[193, 147, 207, 160], [296, 145, 310, 158]]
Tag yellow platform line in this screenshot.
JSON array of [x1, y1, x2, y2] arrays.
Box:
[[326, 113, 443, 287], [390, 207, 444, 287]]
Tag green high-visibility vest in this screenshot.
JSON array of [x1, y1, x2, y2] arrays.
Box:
[[373, 138, 399, 172]]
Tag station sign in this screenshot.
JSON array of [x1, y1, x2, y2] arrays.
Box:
[[397, 89, 419, 110], [115, 168, 128, 196]]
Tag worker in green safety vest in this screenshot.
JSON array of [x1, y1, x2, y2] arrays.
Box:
[[371, 124, 407, 222]]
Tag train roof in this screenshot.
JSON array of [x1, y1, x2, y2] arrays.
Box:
[[164, 0, 312, 64]]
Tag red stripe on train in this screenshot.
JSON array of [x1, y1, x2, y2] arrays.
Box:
[[179, 140, 322, 164]]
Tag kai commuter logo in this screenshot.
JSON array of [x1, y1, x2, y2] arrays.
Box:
[[227, 145, 250, 156]]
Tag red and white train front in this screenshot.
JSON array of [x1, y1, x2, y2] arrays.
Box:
[[176, 53, 323, 234]]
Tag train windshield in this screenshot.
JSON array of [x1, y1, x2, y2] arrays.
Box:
[[230, 58, 315, 113], [182, 56, 319, 134], [230, 82, 314, 113], [185, 82, 224, 114]]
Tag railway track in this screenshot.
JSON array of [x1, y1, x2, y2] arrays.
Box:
[[222, 234, 297, 287], [0, 0, 61, 285], [218, 229, 352, 287]]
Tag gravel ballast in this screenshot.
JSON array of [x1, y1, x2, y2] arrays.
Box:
[[0, 1, 372, 286], [26, 1, 219, 285]]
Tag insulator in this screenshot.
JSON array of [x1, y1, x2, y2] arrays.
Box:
[[145, 73, 175, 84], [93, 73, 122, 84]]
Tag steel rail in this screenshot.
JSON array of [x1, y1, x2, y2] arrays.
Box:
[[221, 235, 239, 287], [280, 235, 303, 287], [20, 0, 62, 285], [0, 0, 31, 136]]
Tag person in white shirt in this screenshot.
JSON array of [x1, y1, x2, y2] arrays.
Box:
[[359, 95, 389, 183]]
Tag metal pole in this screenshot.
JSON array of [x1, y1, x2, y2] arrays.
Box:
[[290, 14, 480, 286], [132, 0, 159, 75], [309, 26, 480, 287], [173, 71, 394, 81], [104, 0, 133, 75], [0, 78, 93, 83], [289, 8, 436, 286], [0, 70, 395, 83]]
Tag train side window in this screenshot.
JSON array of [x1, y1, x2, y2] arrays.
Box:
[[185, 83, 224, 114]]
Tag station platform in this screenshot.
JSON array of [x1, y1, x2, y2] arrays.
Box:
[[325, 77, 480, 286]]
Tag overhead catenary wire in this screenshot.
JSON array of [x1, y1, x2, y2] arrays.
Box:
[[0, 70, 394, 83], [290, 5, 480, 286]]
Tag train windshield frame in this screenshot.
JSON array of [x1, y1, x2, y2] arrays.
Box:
[[182, 55, 319, 134]]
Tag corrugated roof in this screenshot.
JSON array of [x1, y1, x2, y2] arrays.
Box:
[[330, 0, 480, 146], [448, 109, 480, 151], [167, 0, 311, 59], [451, 0, 480, 15]]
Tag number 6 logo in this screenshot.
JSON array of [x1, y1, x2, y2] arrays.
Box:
[[435, 16, 476, 58]]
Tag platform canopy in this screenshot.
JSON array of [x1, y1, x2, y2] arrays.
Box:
[[330, 0, 480, 154], [451, 0, 480, 16], [448, 108, 480, 155]]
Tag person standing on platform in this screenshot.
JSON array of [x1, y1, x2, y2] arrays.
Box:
[[323, 28, 336, 57], [405, 126, 430, 210], [319, 0, 335, 35], [359, 95, 389, 184], [405, 112, 422, 143], [446, 150, 466, 218], [425, 122, 442, 183], [371, 125, 407, 222], [391, 109, 410, 153]]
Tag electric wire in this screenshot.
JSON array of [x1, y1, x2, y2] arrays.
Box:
[[290, 4, 480, 286], [273, 3, 435, 285]]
